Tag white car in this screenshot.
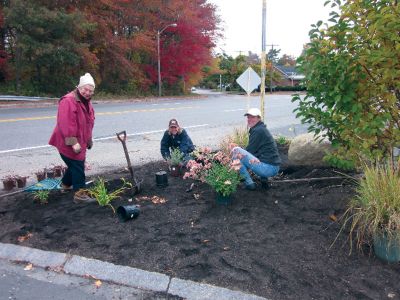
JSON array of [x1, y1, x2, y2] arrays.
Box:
[[191, 87, 196, 92]]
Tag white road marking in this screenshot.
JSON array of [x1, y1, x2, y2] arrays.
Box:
[[223, 108, 246, 112], [0, 124, 209, 154]]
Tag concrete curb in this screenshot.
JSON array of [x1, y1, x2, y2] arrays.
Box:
[[0, 242, 267, 300], [64, 255, 169, 292]]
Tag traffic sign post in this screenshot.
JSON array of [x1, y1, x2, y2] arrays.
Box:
[[236, 67, 261, 109]]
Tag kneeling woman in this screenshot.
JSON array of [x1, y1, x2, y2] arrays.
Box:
[[160, 119, 195, 165]]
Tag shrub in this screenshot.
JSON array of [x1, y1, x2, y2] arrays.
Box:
[[168, 148, 184, 166], [292, 0, 400, 167]]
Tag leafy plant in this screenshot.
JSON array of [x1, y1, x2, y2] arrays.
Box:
[[168, 148, 184, 166], [86, 178, 131, 213], [275, 135, 290, 146], [219, 127, 249, 155], [205, 163, 241, 197], [33, 190, 50, 204], [292, 0, 400, 167], [339, 162, 400, 253]]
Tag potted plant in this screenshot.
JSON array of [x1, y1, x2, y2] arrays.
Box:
[[35, 170, 46, 182], [15, 175, 28, 188], [45, 168, 55, 179], [205, 162, 241, 205], [168, 148, 185, 177], [2, 175, 16, 191], [341, 163, 400, 262], [53, 165, 64, 177]]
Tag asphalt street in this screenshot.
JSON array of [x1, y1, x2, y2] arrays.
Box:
[[0, 90, 308, 190]]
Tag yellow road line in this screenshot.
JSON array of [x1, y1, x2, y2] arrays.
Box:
[[0, 106, 198, 123]]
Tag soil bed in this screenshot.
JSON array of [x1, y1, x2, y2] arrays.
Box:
[[1, 151, 399, 299]]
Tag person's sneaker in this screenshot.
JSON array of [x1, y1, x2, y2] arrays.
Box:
[[245, 183, 256, 191], [73, 190, 96, 204], [260, 178, 269, 190], [60, 183, 73, 194]]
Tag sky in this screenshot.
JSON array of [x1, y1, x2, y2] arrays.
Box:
[[208, 0, 334, 58]]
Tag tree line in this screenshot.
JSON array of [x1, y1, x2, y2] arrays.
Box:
[[0, 0, 219, 96]]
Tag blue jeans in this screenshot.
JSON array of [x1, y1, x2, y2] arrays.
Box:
[[232, 147, 279, 185]]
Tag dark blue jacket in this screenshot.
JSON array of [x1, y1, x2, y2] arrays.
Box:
[[160, 129, 195, 159], [246, 121, 281, 166]]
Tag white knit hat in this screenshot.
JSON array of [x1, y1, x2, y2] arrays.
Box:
[[77, 73, 95, 89]]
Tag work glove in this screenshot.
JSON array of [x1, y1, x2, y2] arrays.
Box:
[[72, 143, 82, 154]]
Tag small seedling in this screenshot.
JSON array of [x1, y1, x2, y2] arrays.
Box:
[[33, 190, 50, 204]]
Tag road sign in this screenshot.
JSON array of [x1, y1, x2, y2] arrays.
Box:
[[236, 67, 261, 95]]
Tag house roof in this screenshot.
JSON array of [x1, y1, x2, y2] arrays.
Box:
[[274, 65, 304, 80]]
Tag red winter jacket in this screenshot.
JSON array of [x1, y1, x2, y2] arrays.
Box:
[[49, 90, 95, 161]]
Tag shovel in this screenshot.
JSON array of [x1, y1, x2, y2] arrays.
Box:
[[116, 130, 142, 195]]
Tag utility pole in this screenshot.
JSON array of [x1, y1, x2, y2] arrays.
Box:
[[266, 43, 279, 93], [260, 0, 266, 121]]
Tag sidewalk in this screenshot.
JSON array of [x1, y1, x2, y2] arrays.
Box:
[[0, 243, 267, 300]]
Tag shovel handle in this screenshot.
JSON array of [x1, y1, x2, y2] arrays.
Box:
[[116, 131, 127, 142]]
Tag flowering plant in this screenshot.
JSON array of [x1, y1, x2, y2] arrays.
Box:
[[184, 147, 241, 196], [205, 162, 241, 197]]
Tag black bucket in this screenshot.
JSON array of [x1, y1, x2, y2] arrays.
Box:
[[117, 205, 140, 222], [155, 171, 168, 187]]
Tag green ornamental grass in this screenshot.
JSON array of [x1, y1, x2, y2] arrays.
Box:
[[342, 163, 400, 252], [87, 178, 131, 213]]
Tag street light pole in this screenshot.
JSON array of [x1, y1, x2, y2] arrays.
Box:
[[157, 23, 177, 97]]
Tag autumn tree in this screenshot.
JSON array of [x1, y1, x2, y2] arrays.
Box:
[[0, 0, 219, 96], [293, 0, 400, 168], [4, 0, 95, 94], [277, 54, 296, 66]]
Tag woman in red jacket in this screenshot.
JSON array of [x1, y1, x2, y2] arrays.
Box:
[[49, 73, 96, 203]]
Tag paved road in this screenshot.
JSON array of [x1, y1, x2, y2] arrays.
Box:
[[0, 91, 308, 190]]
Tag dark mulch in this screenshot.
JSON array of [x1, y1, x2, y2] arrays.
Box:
[[1, 149, 399, 299]]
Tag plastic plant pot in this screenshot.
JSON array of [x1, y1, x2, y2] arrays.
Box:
[[216, 192, 232, 205], [155, 171, 168, 187], [373, 233, 400, 263], [117, 205, 140, 222], [170, 165, 181, 177], [53, 166, 63, 177], [16, 176, 28, 188], [36, 171, 46, 182], [46, 170, 55, 179], [2, 178, 16, 191]]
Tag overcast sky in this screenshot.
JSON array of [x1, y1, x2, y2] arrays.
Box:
[[208, 0, 334, 58]]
